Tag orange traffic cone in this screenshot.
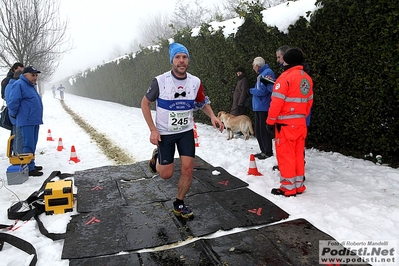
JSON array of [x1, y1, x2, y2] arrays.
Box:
[[194, 128, 199, 147], [69, 145, 80, 163], [46, 129, 54, 141], [57, 138, 64, 151], [194, 123, 199, 137], [247, 154, 262, 176]]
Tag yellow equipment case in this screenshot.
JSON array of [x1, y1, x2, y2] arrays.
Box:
[[7, 135, 34, 164], [44, 180, 74, 215]]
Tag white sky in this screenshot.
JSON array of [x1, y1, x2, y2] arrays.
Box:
[[53, 0, 216, 82], [1, 93, 398, 265], [54, 0, 318, 82]]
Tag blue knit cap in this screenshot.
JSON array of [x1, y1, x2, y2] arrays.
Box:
[[169, 43, 190, 64]]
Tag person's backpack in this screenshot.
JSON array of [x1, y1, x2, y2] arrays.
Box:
[[0, 103, 12, 130]]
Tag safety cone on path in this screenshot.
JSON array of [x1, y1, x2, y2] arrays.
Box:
[[194, 127, 199, 147], [194, 123, 199, 137], [69, 145, 80, 163], [46, 129, 54, 141], [247, 154, 262, 176], [57, 138, 64, 151]]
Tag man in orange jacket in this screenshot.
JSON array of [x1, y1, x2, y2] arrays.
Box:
[[266, 48, 313, 197]]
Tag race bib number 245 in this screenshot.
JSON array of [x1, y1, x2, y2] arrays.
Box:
[[168, 111, 190, 131]]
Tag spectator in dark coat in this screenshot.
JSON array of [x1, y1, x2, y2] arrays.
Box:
[[5, 70, 24, 154], [1, 62, 24, 99], [230, 67, 250, 116]]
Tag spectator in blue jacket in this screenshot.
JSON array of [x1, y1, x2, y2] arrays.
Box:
[[5, 70, 24, 155], [250, 57, 276, 160], [8, 66, 44, 176]]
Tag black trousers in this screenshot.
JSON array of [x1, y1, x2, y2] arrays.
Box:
[[254, 111, 273, 156]]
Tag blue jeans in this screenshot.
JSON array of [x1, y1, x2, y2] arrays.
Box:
[[11, 124, 23, 154], [20, 125, 40, 171]]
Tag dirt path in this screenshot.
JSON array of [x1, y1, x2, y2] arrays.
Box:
[[60, 101, 135, 165]]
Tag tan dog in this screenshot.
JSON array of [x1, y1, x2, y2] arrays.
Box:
[[217, 111, 254, 140]]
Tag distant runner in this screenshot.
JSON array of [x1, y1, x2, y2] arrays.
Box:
[[57, 84, 65, 100]]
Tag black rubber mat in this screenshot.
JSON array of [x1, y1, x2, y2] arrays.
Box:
[[75, 156, 229, 211], [206, 218, 371, 266], [75, 177, 126, 213], [62, 204, 184, 259], [165, 193, 241, 236], [140, 239, 220, 265], [206, 227, 289, 265], [120, 204, 183, 251], [192, 166, 248, 192], [62, 156, 318, 263], [64, 188, 289, 258], [62, 206, 129, 259], [74, 163, 152, 181], [153, 170, 212, 200], [69, 239, 219, 266], [164, 188, 290, 237], [69, 253, 141, 266], [69, 219, 370, 266], [118, 178, 169, 205], [210, 188, 289, 226]]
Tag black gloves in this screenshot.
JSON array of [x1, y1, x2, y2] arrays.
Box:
[[266, 124, 275, 133], [266, 124, 275, 139]]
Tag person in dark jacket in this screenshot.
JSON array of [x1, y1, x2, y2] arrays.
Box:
[[8, 66, 44, 176], [1, 62, 24, 99], [5, 70, 24, 154], [250, 57, 276, 160], [230, 67, 250, 116]]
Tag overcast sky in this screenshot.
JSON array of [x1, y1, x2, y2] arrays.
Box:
[[52, 0, 216, 82]]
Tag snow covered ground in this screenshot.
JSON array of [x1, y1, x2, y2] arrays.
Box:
[[0, 92, 398, 265]]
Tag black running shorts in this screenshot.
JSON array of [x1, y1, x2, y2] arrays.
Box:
[[158, 130, 195, 165]]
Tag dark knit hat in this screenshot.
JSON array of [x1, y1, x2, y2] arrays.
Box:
[[283, 48, 304, 65], [169, 43, 190, 64], [236, 67, 245, 73]]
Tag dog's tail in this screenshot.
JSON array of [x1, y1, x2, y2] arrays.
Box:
[[248, 119, 254, 136]]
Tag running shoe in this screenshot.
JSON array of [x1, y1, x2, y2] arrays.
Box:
[[173, 202, 194, 218], [148, 148, 158, 173]]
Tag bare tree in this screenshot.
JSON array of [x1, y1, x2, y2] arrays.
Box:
[[170, 0, 213, 30], [128, 38, 141, 54], [0, 0, 72, 80], [137, 13, 174, 46], [108, 44, 128, 61]]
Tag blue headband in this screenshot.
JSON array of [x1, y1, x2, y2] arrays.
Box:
[[169, 43, 190, 64]]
